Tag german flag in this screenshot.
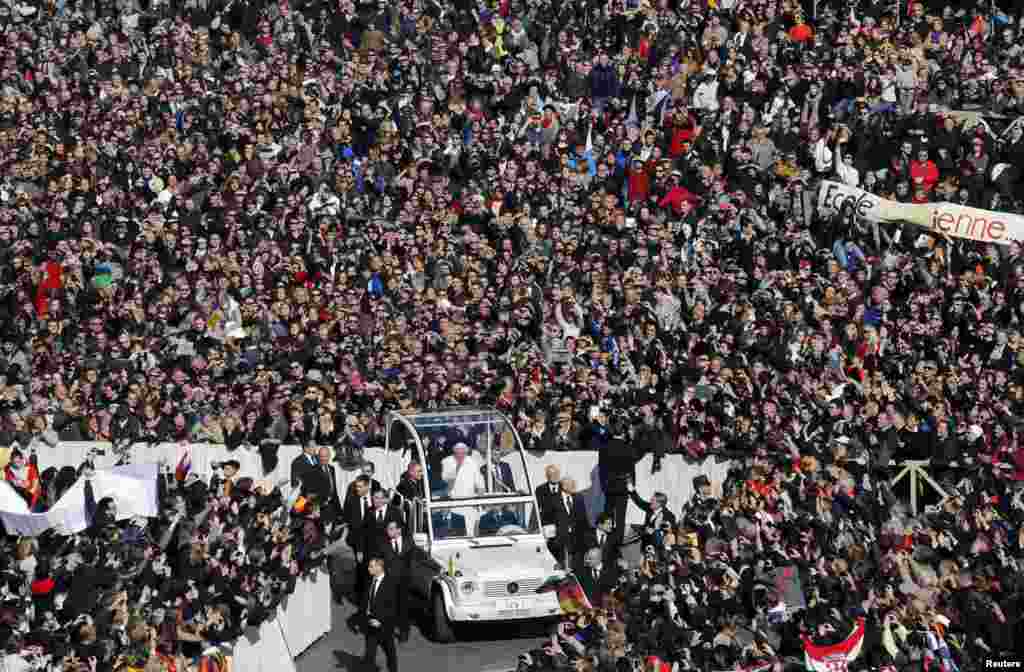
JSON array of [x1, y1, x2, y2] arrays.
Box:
[[536, 574, 592, 614]]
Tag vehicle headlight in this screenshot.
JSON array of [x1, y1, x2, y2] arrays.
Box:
[[459, 581, 477, 595]]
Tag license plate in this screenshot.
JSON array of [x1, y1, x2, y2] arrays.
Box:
[[496, 598, 533, 611]]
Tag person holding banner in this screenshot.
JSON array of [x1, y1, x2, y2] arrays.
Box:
[[817, 179, 1024, 245]]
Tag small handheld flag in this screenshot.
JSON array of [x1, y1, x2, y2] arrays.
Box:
[[175, 450, 192, 483], [536, 574, 592, 614]]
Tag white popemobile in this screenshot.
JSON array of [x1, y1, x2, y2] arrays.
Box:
[[384, 407, 564, 642]]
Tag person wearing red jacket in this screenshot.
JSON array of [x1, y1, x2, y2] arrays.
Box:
[[666, 107, 700, 157], [638, 34, 651, 60], [627, 157, 651, 203], [658, 172, 699, 214], [35, 259, 62, 318], [910, 146, 939, 193]]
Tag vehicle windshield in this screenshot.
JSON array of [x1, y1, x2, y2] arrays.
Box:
[[428, 500, 540, 540], [406, 410, 531, 501]]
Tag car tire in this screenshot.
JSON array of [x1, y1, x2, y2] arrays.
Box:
[[432, 590, 455, 643]]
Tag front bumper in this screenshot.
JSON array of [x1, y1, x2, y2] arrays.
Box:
[[449, 592, 562, 622]]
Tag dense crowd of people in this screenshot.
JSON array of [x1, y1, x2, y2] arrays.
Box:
[[2, 0, 1024, 667], [2, 0, 1022, 464], [528, 452, 1023, 672], [0, 459, 332, 672]]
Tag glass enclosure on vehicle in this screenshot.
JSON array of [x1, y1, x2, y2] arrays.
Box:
[[386, 408, 562, 635], [387, 408, 539, 541], [428, 500, 541, 540]]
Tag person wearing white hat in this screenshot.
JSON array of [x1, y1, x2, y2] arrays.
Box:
[[440, 442, 485, 533], [440, 442, 485, 500]]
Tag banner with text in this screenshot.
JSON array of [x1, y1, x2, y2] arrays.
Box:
[[817, 180, 1024, 246]]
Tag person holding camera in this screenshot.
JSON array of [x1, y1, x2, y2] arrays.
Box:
[[681, 475, 716, 520], [209, 459, 239, 498]]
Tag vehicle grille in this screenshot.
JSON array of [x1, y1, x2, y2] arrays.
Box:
[[484, 577, 545, 597]]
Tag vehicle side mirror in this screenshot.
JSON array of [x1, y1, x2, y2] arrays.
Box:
[[413, 532, 428, 547], [543, 524, 556, 540]]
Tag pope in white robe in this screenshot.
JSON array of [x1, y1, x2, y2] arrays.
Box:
[[440, 443, 486, 534], [441, 443, 486, 498]]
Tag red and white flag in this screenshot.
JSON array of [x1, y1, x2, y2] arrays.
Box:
[[801, 618, 866, 672]]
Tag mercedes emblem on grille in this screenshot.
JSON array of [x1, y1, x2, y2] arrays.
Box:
[[507, 582, 519, 595]]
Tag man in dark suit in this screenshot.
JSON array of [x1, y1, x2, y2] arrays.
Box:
[[360, 460, 383, 494], [535, 464, 562, 527], [626, 482, 676, 549], [363, 487, 404, 552], [342, 475, 373, 602], [303, 446, 343, 526], [576, 547, 619, 607], [359, 557, 402, 672], [394, 461, 426, 502], [430, 510, 467, 539], [342, 476, 373, 555], [346, 461, 382, 499], [376, 521, 412, 642], [377, 521, 413, 575], [393, 461, 427, 532], [577, 512, 618, 572], [551, 478, 588, 567], [480, 458, 515, 492], [479, 505, 521, 535], [290, 442, 319, 488], [599, 412, 642, 548], [308, 448, 345, 603]]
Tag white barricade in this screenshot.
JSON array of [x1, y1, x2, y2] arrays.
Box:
[[517, 452, 732, 526], [0, 463, 160, 536], [232, 614, 296, 672], [38, 442, 406, 500], [9, 444, 729, 663], [2, 444, 334, 666], [232, 571, 332, 670], [34, 443, 733, 527], [277, 569, 333, 657]]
